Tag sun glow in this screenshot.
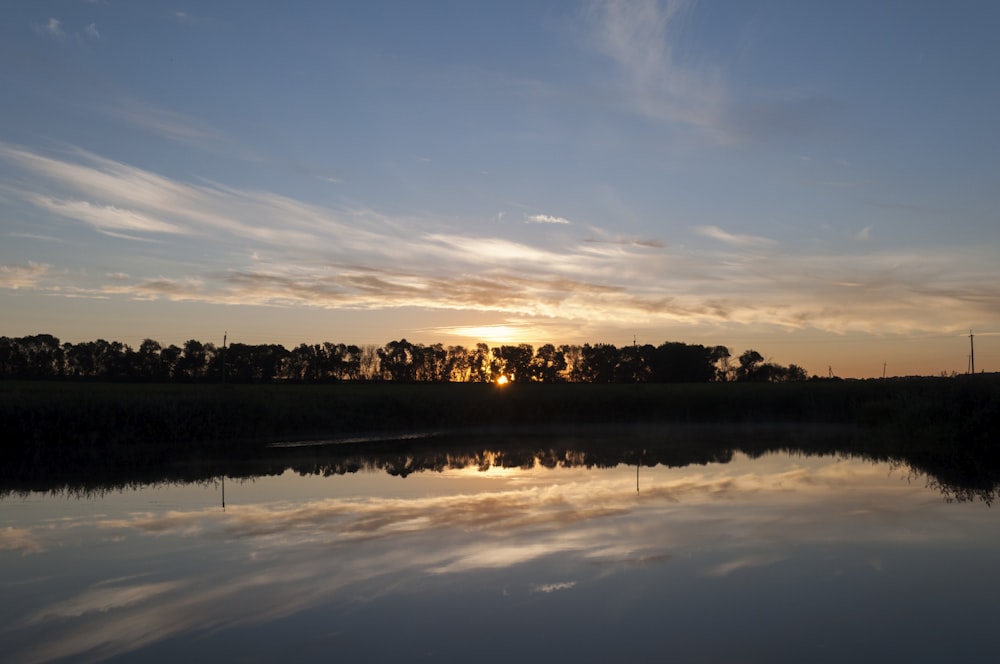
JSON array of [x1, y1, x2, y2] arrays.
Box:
[[495, 375, 509, 386]]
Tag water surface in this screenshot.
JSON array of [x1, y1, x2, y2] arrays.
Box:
[[2, 437, 998, 663]]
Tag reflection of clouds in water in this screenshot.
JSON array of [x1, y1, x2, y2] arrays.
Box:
[[16, 581, 182, 626], [531, 581, 576, 594], [0, 527, 45, 554], [430, 543, 561, 574], [97, 483, 634, 543], [6, 456, 949, 664], [705, 555, 786, 578]]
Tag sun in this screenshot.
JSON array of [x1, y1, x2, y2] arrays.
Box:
[[495, 375, 510, 386]]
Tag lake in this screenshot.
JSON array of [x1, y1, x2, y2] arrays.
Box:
[[2, 429, 999, 663]]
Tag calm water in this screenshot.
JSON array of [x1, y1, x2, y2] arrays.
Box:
[[2, 440, 999, 663]]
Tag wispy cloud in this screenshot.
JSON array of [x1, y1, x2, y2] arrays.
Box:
[[102, 99, 253, 155], [589, 1, 842, 143], [526, 214, 571, 225], [584, 235, 664, 249], [1, 142, 996, 339], [29, 195, 187, 237], [693, 225, 777, 248], [0, 262, 50, 289], [34, 17, 102, 45], [38, 17, 65, 38], [590, 0, 726, 138]]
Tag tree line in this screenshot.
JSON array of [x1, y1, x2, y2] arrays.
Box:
[[0, 334, 809, 383]]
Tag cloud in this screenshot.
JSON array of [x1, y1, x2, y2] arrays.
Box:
[[585, 236, 664, 249], [29, 195, 187, 236], [0, 262, 50, 289], [526, 214, 571, 225], [102, 100, 249, 154], [856, 226, 872, 241], [590, 0, 727, 138], [693, 225, 777, 247], [0, 142, 364, 249], [589, 1, 843, 143], [38, 17, 65, 39], [1, 142, 996, 339], [34, 18, 103, 45]]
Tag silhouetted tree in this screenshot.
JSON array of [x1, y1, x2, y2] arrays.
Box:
[[528, 343, 566, 382], [131, 338, 173, 381], [646, 342, 719, 383], [578, 343, 619, 383], [334, 343, 363, 381], [468, 343, 493, 382], [737, 349, 766, 382], [560, 344, 583, 382], [2, 334, 64, 378], [615, 344, 650, 382], [285, 343, 322, 381], [379, 339, 416, 382], [414, 343, 449, 382], [66, 338, 129, 380], [0, 333, 810, 385], [712, 345, 733, 382], [162, 344, 182, 380], [359, 344, 380, 381], [446, 345, 471, 382], [174, 339, 208, 381], [494, 344, 533, 382]]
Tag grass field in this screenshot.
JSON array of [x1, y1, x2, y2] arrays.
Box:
[[3, 374, 997, 446]]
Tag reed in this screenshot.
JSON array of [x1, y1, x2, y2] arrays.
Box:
[[2, 374, 997, 451]]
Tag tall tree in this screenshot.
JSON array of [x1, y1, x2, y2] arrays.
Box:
[[494, 344, 533, 382], [737, 349, 765, 382], [528, 343, 566, 382], [578, 343, 619, 383], [379, 339, 416, 382]]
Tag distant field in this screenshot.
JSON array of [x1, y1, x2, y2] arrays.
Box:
[[3, 375, 997, 448]]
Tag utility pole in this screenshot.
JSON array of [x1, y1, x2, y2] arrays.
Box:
[[222, 331, 227, 385], [882, 362, 887, 379], [969, 330, 975, 374]]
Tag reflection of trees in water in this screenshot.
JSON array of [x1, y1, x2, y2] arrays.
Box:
[[3, 426, 998, 504]]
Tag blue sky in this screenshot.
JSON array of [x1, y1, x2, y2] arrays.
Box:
[[2, 0, 998, 377]]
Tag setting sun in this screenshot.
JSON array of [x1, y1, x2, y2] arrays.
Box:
[[495, 375, 509, 386]]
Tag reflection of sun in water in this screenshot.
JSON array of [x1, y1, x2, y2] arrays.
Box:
[[495, 375, 509, 386]]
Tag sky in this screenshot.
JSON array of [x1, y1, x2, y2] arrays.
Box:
[[2, 0, 998, 378]]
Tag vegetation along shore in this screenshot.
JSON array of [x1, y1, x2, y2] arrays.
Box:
[[3, 333, 996, 495]]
